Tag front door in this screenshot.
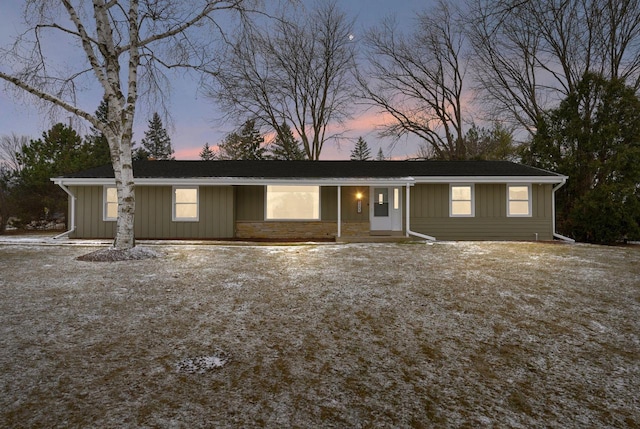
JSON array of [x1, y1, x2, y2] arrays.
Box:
[[370, 187, 402, 233]]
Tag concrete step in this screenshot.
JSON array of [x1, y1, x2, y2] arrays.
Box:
[[336, 235, 422, 243]]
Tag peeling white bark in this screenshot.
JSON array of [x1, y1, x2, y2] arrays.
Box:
[[1, 1, 251, 249]]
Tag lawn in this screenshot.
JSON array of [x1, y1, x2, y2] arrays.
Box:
[[0, 240, 638, 428]]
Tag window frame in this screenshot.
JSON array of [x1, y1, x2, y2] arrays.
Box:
[[507, 184, 532, 217], [103, 185, 118, 222], [172, 186, 200, 222], [450, 184, 475, 217], [265, 185, 321, 221]]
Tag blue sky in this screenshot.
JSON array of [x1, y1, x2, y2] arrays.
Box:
[[0, 1, 431, 160]]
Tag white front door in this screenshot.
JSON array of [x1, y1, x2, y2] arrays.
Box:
[[370, 187, 402, 233]]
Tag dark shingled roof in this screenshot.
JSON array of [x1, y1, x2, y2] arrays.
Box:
[[61, 160, 562, 179]]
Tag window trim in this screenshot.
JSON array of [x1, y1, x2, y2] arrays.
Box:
[[264, 185, 321, 221], [450, 184, 475, 217], [103, 185, 118, 222], [172, 186, 200, 222], [507, 184, 532, 217]]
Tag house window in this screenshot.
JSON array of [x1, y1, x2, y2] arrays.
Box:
[[173, 186, 199, 221], [103, 186, 117, 221], [266, 185, 320, 220], [450, 184, 474, 217], [507, 185, 532, 217]]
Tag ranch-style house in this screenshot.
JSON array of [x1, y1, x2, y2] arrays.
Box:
[[51, 160, 570, 242]]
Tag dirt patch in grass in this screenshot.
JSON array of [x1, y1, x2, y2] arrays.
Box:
[[76, 246, 161, 262], [0, 241, 638, 428]]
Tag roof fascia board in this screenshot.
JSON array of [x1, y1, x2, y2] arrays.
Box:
[[413, 176, 567, 184], [52, 177, 416, 186], [51, 178, 115, 186], [52, 175, 567, 186]]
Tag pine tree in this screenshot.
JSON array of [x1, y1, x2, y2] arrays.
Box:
[[15, 124, 89, 224], [270, 123, 306, 160], [376, 147, 385, 160], [463, 122, 517, 161], [218, 120, 266, 160], [350, 137, 372, 160], [141, 112, 174, 160], [523, 73, 640, 243], [84, 98, 113, 166], [199, 142, 216, 160], [132, 146, 150, 161], [0, 165, 12, 234]]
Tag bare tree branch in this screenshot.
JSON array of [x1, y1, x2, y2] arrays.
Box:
[[357, 1, 469, 160], [0, 0, 260, 249], [0, 134, 30, 173], [209, 1, 356, 160], [467, 0, 640, 136]]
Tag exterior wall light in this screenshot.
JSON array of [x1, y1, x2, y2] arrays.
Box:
[[356, 192, 363, 213]]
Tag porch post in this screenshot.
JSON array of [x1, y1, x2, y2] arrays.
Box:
[[337, 185, 342, 238], [405, 183, 411, 237]]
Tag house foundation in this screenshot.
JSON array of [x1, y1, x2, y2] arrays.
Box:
[[235, 221, 370, 240]]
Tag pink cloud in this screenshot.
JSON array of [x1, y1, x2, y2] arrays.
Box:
[[174, 147, 203, 160]]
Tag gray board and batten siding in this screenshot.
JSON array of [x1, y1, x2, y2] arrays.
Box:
[[410, 183, 554, 241], [71, 185, 234, 239], [57, 160, 566, 241]]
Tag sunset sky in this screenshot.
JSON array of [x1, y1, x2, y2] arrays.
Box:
[[0, 1, 431, 160]]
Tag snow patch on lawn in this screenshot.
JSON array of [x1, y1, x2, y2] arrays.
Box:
[[176, 353, 229, 374], [1, 241, 638, 428]]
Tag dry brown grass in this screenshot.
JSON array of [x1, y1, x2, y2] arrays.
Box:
[[0, 241, 638, 428]]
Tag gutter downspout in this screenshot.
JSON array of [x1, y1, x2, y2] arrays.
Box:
[[337, 185, 341, 239], [52, 180, 76, 239], [405, 183, 436, 242], [552, 179, 575, 243]]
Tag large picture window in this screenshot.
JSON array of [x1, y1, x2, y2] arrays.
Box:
[[507, 185, 532, 217], [266, 185, 320, 220], [173, 186, 199, 221], [103, 186, 117, 221], [450, 185, 474, 217]]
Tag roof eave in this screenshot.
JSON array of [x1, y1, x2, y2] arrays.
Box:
[[52, 175, 567, 186], [51, 177, 417, 186], [412, 175, 567, 184]]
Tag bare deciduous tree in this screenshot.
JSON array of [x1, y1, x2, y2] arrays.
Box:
[[0, 0, 255, 251], [468, 0, 640, 136], [0, 134, 29, 173], [357, 1, 468, 160], [210, 1, 356, 160], [0, 133, 30, 234]]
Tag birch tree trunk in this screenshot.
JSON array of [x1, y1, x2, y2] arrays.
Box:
[[0, 0, 254, 250]]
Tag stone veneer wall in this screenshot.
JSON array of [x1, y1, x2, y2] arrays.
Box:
[[235, 221, 370, 240], [339, 222, 370, 237]]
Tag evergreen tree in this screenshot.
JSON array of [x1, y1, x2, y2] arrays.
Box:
[[141, 112, 174, 160], [84, 98, 113, 166], [350, 137, 371, 160], [199, 142, 216, 160], [15, 124, 91, 225], [0, 165, 15, 234], [523, 73, 640, 243], [132, 146, 150, 161], [217, 133, 241, 160], [464, 122, 517, 161], [376, 147, 385, 160], [218, 120, 266, 160], [270, 122, 306, 160]]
